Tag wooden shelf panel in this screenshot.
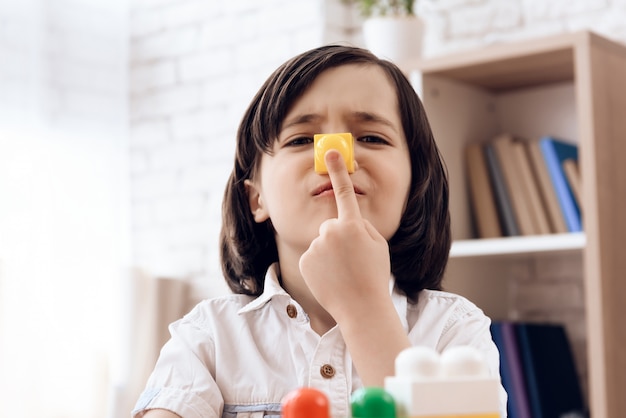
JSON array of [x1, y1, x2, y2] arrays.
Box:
[[406, 31, 619, 92], [450, 232, 585, 258], [421, 48, 574, 92]]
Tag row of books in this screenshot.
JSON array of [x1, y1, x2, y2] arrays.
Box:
[[465, 134, 582, 238], [490, 321, 587, 418]]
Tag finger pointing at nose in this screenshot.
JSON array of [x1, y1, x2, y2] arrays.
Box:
[[325, 149, 361, 221]]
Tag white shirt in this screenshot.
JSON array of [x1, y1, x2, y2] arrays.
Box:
[[132, 263, 507, 418]]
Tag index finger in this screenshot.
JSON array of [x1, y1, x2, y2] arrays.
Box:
[[325, 149, 362, 220]]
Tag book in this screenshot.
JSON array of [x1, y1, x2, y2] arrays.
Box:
[[491, 322, 524, 418], [515, 322, 586, 418], [539, 137, 582, 232], [500, 322, 532, 418], [484, 141, 519, 236], [525, 140, 569, 234], [511, 138, 551, 235], [492, 133, 536, 235], [562, 158, 582, 211], [465, 142, 502, 238]]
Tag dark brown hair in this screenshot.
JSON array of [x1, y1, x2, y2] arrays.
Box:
[[220, 44, 450, 300]]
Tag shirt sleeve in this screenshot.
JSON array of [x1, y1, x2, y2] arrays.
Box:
[[131, 311, 223, 418]]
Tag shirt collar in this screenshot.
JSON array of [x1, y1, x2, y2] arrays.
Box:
[[238, 262, 411, 332], [238, 262, 288, 314]]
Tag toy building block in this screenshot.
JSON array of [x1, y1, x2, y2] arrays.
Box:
[[384, 346, 500, 418], [314, 132, 355, 174], [351, 387, 397, 418], [281, 387, 331, 418]]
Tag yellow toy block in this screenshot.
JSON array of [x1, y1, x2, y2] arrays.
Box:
[[314, 132, 355, 174]]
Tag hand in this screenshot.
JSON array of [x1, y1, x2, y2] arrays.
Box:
[[299, 149, 391, 321]]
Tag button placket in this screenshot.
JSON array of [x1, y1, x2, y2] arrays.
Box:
[[307, 327, 349, 418]]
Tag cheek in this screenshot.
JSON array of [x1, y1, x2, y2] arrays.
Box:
[[383, 156, 411, 197], [262, 151, 311, 177], [256, 159, 303, 213]]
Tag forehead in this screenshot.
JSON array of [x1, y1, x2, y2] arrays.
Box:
[[284, 64, 400, 124], [302, 64, 396, 103]]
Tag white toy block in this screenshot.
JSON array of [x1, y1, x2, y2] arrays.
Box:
[[384, 346, 500, 418]]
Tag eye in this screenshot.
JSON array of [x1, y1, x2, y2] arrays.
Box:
[[357, 135, 389, 145], [285, 136, 313, 147]]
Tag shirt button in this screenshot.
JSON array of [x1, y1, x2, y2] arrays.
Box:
[[286, 304, 297, 318], [320, 364, 335, 379]]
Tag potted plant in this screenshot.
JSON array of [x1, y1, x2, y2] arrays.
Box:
[[344, 0, 424, 64]]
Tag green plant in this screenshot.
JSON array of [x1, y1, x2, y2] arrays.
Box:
[[343, 0, 416, 17]]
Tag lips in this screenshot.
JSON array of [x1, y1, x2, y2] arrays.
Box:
[[312, 182, 363, 196]]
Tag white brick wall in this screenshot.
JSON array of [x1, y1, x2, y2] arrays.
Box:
[[129, 0, 330, 298], [416, 0, 626, 57], [0, 0, 127, 133]]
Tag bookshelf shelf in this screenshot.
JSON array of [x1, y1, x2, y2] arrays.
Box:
[[410, 30, 626, 418], [449, 232, 585, 258]]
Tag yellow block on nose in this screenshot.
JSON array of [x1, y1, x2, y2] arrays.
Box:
[[314, 133, 355, 174]]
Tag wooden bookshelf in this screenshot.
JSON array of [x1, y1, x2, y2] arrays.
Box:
[[408, 31, 626, 418]]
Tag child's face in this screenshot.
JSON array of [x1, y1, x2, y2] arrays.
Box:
[[246, 64, 411, 253]]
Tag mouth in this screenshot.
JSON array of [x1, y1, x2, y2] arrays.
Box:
[[312, 182, 363, 196]]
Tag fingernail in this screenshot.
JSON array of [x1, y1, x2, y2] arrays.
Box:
[[326, 150, 340, 162]]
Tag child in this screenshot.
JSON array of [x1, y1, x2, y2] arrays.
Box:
[[132, 45, 507, 418]]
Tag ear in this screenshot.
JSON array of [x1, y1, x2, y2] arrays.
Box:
[[244, 179, 270, 223]]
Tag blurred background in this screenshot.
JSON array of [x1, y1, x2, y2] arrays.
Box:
[[1, 0, 626, 417]]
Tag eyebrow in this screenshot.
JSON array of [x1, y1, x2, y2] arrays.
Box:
[[282, 111, 396, 130], [281, 113, 322, 130], [351, 111, 396, 129]]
